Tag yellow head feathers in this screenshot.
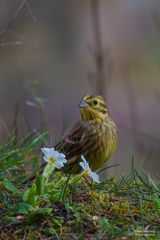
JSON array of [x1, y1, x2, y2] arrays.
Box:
[[79, 94, 109, 121]]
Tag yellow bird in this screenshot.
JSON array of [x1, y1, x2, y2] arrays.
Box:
[[23, 94, 117, 183]]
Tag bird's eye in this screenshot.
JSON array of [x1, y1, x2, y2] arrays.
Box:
[[93, 99, 98, 105]]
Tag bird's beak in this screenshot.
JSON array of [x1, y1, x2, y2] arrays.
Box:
[[79, 100, 89, 108]]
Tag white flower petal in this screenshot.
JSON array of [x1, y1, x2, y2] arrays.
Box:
[[57, 158, 67, 164], [79, 161, 85, 170], [55, 158, 67, 168], [59, 153, 66, 158], [55, 162, 64, 169], [62, 158, 67, 163], [80, 155, 90, 170], [41, 147, 67, 170], [41, 147, 55, 157], [41, 147, 48, 155], [90, 172, 100, 183], [53, 150, 59, 158], [81, 155, 88, 166], [43, 156, 48, 163], [48, 148, 56, 156], [79, 155, 100, 183]]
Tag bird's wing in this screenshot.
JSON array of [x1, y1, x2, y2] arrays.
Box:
[[55, 121, 86, 160], [22, 121, 86, 184]]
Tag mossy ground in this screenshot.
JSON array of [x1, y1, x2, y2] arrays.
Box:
[[0, 129, 159, 239]]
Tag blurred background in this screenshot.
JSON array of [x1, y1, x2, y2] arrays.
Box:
[[0, 0, 160, 177]]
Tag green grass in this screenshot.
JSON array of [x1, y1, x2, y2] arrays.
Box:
[[0, 121, 160, 239]]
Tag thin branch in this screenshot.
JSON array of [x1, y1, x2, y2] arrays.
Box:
[[0, 0, 27, 42], [0, 30, 38, 48], [0, 41, 23, 47], [9, 30, 38, 48], [90, 0, 106, 96], [97, 164, 119, 174], [26, 1, 37, 23], [0, 0, 37, 44], [12, 0, 27, 19]]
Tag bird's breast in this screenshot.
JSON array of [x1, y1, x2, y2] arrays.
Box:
[[82, 121, 117, 171]]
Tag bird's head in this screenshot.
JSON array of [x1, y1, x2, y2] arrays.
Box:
[[79, 94, 109, 122]]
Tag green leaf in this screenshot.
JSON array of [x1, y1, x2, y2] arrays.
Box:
[[43, 163, 55, 178], [98, 218, 113, 237], [35, 173, 42, 195], [55, 176, 67, 187], [4, 216, 17, 223], [45, 188, 62, 202], [8, 202, 34, 215], [23, 183, 37, 206], [35, 207, 52, 215], [4, 178, 22, 195], [153, 194, 160, 214], [68, 174, 82, 185]]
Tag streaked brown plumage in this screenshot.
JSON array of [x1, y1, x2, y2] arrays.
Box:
[[23, 94, 117, 183]]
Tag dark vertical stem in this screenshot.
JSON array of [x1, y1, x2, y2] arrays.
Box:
[[90, 0, 106, 97]]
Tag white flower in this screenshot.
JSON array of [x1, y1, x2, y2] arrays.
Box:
[[41, 147, 67, 169], [79, 155, 100, 183]]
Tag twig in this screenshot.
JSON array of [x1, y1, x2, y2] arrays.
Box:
[[26, 1, 37, 23], [0, 0, 27, 42], [0, 41, 23, 47], [0, 30, 38, 48], [97, 164, 119, 174], [0, 0, 37, 46], [90, 0, 106, 97]]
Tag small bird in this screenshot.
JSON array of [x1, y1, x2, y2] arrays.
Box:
[[23, 94, 117, 183]]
